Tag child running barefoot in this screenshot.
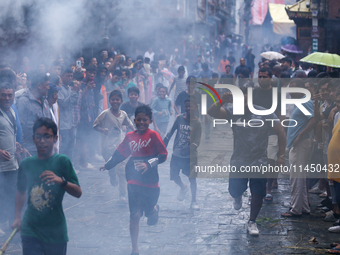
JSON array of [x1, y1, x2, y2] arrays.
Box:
[[150, 85, 173, 137], [93, 90, 134, 203], [99, 105, 167, 255], [163, 96, 202, 210]]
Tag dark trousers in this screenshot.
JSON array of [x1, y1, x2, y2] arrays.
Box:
[[22, 236, 67, 255], [60, 127, 76, 161], [0, 171, 17, 224], [333, 181, 340, 209]]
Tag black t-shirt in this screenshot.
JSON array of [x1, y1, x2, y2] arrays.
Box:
[[227, 56, 236, 65], [252, 87, 281, 135], [120, 102, 144, 120], [175, 90, 201, 115], [252, 87, 281, 117], [220, 73, 234, 79], [235, 65, 252, 76], [224, 105, 278, 169]]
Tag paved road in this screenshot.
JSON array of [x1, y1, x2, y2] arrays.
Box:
[[1, 124, 336, 254]]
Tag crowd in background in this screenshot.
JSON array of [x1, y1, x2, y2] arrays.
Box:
[[2, 33, 340, 253]]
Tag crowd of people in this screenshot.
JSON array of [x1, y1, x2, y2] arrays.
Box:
[[1, 40, 340, 254]]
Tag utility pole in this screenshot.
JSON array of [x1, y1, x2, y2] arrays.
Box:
[[311, 0, 319, 52]]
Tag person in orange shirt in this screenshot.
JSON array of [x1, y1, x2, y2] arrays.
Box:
[[217, 55, 230, 74]]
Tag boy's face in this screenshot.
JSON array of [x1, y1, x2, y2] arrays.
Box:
[[122, 71, 127, 79], [62, 72, 73, 86], [38, 81, 50, 97], [178, 70, 185, 78], [329, 86, 339, 101], [304, 82, 314, 97], [336, 95, 340, 112], [320, 83, 330, 100], [185, 101, 197, 115], [112, 74, 121, 83], [49, 91, 58, 105], [128, 91, 139, 102], [158, 88, 166, 99], [134, 113, 152, 133], [109, 95, 122, 110], [52, 65, 61, 76], [187, 82, 196, 93], [105, 62, 111, 69], [86, 71, 96, 81], [100, 69, 107, 79], [33, 126, 57, 156]]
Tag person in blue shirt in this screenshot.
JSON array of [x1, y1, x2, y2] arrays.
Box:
[[282, 78, 316, 217], [150, 85, 172, 137]]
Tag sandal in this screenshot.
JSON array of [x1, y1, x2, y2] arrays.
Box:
[[331, 243, 340, 248], [328, 247, 340, 254], [281, 210, 302, 217], [320, 191, 328, 198], [147, 205, 159, 226], [264, 193, 273, 203]]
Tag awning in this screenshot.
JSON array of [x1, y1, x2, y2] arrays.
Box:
[[252, 0, 285, 25], [285, 0, 312, 19], [269, 3, 295, 35]]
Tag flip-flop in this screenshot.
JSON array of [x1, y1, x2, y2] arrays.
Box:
[[147, 205, 159, 226], [281, 211, 302, 217], [328, 247, 340, 254], [264, 193, 273, 203], [320, 192, 328, 198]]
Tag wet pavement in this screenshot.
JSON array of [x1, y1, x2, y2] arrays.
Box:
[[1, 124, 339, 255]]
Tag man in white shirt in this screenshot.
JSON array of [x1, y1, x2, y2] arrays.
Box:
[[144, 47, 155, 62]]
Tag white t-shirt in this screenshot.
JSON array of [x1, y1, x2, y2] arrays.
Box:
[[144, 51, 155, 61]]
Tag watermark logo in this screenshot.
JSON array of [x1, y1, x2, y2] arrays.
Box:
[[199, 83, 312, 116]]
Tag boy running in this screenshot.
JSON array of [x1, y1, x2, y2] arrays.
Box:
[[164, 96, 202, 210], [99, 105, 167, 255], [93, 90, 134, 203], [12, 118, 82, 255], [120, 87, 144, 123], [150, 85, 173, 137]]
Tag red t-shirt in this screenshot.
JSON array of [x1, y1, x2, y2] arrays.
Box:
[[117, 129, 167, 188]]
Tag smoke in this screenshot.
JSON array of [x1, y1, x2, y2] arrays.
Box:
[[0, 0, 190, 67], [0, 0, 96, 67]]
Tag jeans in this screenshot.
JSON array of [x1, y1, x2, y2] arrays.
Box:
[[0, 171, 17, 224], [22, 236, 67, 255], [59, 127, 76, 161]]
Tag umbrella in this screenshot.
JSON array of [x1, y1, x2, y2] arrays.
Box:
[[300, 52, 340, 68], [260, 51, 285, 60], [281, 44, 303, 54]]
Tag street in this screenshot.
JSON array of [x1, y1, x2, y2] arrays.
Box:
[[1, 125, 336, 255]]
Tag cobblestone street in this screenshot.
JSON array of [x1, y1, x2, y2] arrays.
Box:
[[1, 125, 338, 254]]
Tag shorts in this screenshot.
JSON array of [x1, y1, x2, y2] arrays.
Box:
[[128, 184, 160, 219], [267, 135, 279, 161], [21, 236, 67, 255], [228, 178, 267, 198], [170, 155, 197, 180]]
